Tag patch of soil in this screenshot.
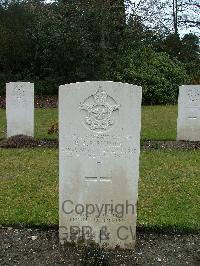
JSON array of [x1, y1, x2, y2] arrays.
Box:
[[0, 135, 58, 148], [0, 96, 58, 109], [1, 136, 200, 150], [34, 96, 58, 108], [0, 227, 199, 265], [143, 140, 200, 150], [0, 95, 5, 109]]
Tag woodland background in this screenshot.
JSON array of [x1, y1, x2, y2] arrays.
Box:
[[0, 0, 199, 104]]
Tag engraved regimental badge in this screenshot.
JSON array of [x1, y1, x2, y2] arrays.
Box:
[[80, 89, 120, 132]]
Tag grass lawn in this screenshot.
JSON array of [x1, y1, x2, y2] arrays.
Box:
[[0, 148, 199, 231], [35, 108, 57, 139], [142, 105, 177, 140], [0, 105, 177, 140]]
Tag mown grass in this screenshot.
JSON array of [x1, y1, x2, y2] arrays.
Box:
[[142, 105, 177, 140], [0, 148, 199, 231], [0, 149, 58, 226], [138, 150, 200, 231], [0, 105, 177, 140], [35, 108, 57, 139]]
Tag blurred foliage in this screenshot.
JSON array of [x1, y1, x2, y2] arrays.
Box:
[[0, 0, 199, 104], [109, 46, 190, 104]]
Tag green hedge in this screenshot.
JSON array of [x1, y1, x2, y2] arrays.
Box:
[[109, 47, 190, 104]]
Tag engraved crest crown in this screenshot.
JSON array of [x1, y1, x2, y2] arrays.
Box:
[[94, 89, 107, 105]]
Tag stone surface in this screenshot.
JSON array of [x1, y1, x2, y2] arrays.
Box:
[[59, 81, 142, 249], [6, 82, 34, 138], [177, 85, 200, 141]]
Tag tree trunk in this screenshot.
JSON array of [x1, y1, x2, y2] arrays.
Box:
[[173, 0, 178, 34]]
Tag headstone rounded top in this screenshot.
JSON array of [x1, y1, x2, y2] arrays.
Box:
[[59, 81, 142, 248]]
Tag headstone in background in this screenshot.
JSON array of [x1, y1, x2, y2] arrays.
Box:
[[59, 81, 142, 249], [6, 82, 34, 138], [177, 85, 200, 141]]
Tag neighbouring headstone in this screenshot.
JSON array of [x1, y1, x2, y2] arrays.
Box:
[[6, 82, 34, 138], [177, 85, 200, 141], [59, 81, 142, 249]]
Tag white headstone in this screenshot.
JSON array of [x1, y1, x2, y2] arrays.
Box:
[[59, 81, 142, 249], [6, 82, 34, 138], [177, 85, 200, 141]]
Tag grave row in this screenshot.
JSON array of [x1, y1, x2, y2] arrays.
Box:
[[4, 81, 200, 249], [6, 81, 200, 141]]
